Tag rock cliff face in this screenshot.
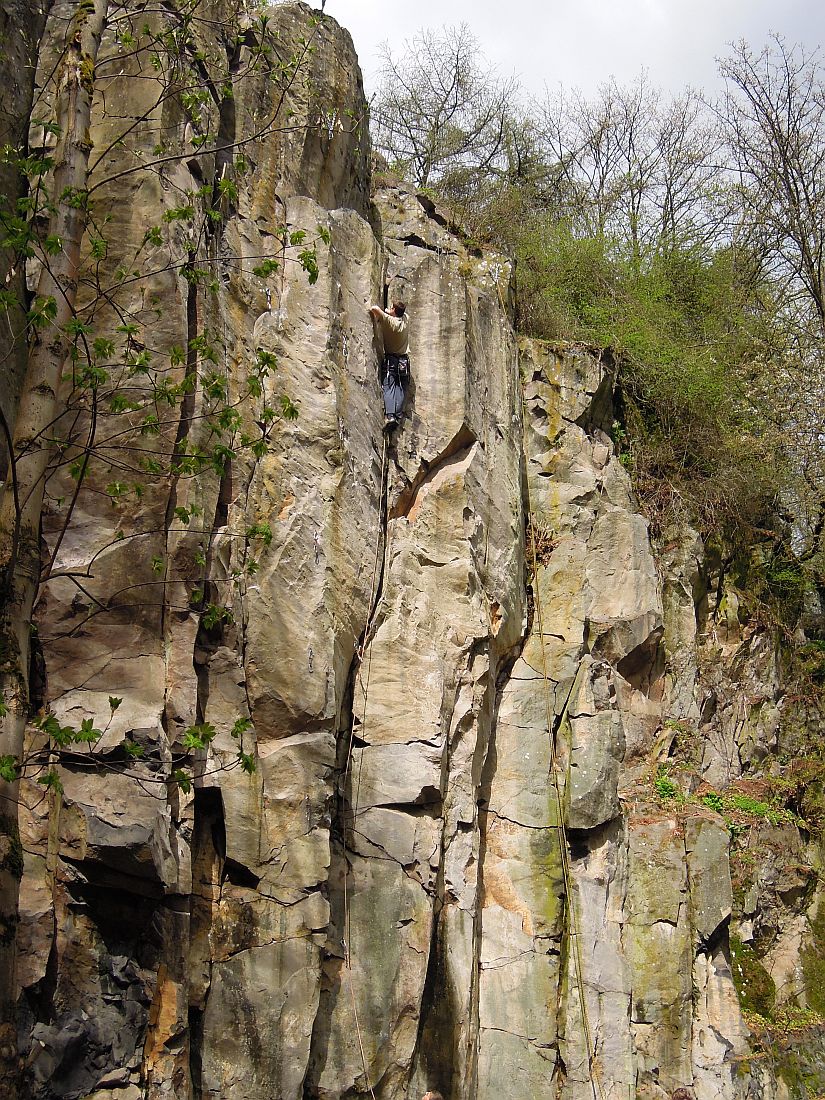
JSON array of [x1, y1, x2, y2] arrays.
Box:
[[10, 4, 825, 1100]]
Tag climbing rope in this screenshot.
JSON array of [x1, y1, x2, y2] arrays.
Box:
[[521, 383, 606, 1100], [340, 428, 389, 1100]]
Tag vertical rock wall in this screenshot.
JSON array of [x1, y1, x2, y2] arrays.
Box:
[[305, 186, 524, 1100], [10, 4, 824, 1100], [486, 342, 749, 1100]]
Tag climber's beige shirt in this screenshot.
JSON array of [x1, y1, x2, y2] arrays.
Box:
[[375, 308, 409, 355]]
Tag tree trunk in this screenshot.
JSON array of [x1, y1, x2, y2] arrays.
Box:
[[0, 2, 107, 1094], [0, 0, 54, 469]]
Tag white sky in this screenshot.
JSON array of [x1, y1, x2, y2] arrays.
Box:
[[328, 0, 825, 102]]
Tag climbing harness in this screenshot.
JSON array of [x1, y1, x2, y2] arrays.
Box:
[[383, 352, 410, 382]]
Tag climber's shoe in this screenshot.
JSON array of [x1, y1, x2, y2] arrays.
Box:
[[384, 416, 399, 432]]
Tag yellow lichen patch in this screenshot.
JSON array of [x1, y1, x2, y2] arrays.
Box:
[[483, 861, 535, 937], [489, 600, 503, 636], [144, 965, 185, 1071]]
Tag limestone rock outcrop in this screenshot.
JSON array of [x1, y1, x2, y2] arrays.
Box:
[[7, 4, 825, 1100]]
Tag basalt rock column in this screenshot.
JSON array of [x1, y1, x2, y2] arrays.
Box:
[[306, 188, 524, 1100], [16, 4, 377, 1098]]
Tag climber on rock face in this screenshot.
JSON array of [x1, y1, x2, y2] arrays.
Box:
[[421, 1092, 444, 1100], [369, 300, 410, 432]]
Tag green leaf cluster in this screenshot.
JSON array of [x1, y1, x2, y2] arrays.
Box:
[[653, 772, 679, 800]]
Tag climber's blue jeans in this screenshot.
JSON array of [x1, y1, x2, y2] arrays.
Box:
[[381, 356, 409, 418]]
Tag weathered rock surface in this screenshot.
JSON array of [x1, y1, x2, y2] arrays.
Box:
[[8, 4, 825, 1100]]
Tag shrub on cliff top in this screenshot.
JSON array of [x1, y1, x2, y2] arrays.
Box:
[[513, 223, 783, 537]]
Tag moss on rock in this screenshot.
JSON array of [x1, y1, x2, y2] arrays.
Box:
[[802, 897, 825, 1015], [730, 933, 776, 1018], [0, 814, 23, 881]]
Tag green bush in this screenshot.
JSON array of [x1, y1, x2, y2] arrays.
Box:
[[701, 789, 801, 830], [512, 223, 783, 537], [701, 791, 725, 813], [653, 773, 679, 800]]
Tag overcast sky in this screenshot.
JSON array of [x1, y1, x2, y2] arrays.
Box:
[[328, 0, 825, 102]]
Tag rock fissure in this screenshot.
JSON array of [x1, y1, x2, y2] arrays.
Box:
[[487, 807, 562, 833], [389, 425, 478, 522], [479, 948, 540, 971], [398, 233, 459, 257]]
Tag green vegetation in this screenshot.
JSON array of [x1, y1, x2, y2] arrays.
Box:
[[732, 931, 825, 1066], [512, 224, 782, 539], [701, 790, 803, 829], [801, 900, 825, 1017], [644, 764, 808, 835], [653, 771, 680, 801], [745, 1003, 825, 1037], [701, 791, 725, 814]]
